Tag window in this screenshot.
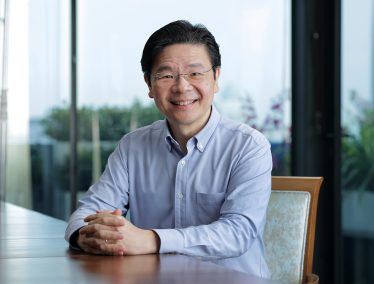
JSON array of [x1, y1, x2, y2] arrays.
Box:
[[77, 0, 292, 191], [3, 0, 291, 219], [341, 0, 374, 282]]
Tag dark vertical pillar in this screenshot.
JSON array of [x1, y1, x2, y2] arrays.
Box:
[[70, 0, 78, 213], [292, 0, 342, 283]]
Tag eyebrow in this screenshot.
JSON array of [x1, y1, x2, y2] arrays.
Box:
[[154, 66, 173, 73], [154, 63, 206, 74], [186, 63, 205, 69]]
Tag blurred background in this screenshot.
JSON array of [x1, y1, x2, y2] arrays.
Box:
[[0, 0, 373, 283]]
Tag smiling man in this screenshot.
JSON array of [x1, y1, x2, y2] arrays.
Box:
[[65, 20, 272, 278]]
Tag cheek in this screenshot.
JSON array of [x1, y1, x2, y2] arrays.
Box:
[[149, 87, 163, 101], [152, 96, 167, 111], [199, 83, 216, 99]]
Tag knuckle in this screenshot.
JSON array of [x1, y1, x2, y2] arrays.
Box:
[[97, 231, 106, 239], [102, 217, 110, 224], [92, 224, 101, 231]]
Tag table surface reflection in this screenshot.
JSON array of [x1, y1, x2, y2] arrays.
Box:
[[0, 202, 281, 284]]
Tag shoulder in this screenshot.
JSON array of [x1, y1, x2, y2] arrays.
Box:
[[215, 116, 272, 170], [117, 120, 165, 149], [123, 120, 163, 139], [217, 116, 270, 148]]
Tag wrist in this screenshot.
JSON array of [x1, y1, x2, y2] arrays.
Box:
[[147, 230, 160, 254]]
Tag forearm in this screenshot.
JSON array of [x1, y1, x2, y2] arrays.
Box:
[[65, 143, 130, 243], [154, 214, 261, 259]]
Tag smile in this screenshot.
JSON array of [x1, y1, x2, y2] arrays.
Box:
[[171, 99, 198, 106]]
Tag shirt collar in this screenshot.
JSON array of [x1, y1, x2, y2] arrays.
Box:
[[163, 105, 221, 153], [194, 105, 220, 152], [164, 122, 174, 152]]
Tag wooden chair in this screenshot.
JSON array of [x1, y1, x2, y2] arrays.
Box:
[[264, 176, 323, 284]]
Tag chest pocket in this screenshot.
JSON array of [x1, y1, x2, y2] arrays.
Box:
[[196, 192, 225, 224]]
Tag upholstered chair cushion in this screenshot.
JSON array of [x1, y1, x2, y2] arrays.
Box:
[[264, 190, 311, 284]]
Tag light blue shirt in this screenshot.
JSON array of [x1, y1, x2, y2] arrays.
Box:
[[65, 106, 272, 278]]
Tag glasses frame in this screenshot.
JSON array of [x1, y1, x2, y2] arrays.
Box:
[[152, 66, 215, 84]]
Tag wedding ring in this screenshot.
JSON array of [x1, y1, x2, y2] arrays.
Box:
[[105, 239, 108, 243]]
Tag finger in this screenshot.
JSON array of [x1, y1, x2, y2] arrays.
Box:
[[82, 245, 105, 255], [84, 215, 125, 226], [88, 208, 123, 220], [112, 208, 122, 216], [83, 237, 125, 256], [84, 213, 124, 226], [104, 243, 126, 256], [85, 211, 116, 222], [78, 234, 108, 255], [79, 223, 121, 235], [89, 217, 125, 227], [89, 228, 124, 242], [81, 236, 107, 252], [96, 208, 122, 216], [84, 213, 110, 222]]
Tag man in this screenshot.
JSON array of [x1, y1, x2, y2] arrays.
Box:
[[65, 20, 272, 278]]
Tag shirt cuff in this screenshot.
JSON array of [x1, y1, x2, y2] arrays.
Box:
[[153, 228, 184, 253], [68, 227, 84, 251]]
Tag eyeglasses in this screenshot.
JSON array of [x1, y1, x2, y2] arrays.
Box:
[[152, 66, 214, 84]]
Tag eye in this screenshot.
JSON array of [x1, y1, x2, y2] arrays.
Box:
[[189, 72, 204, 78], [155, 73, 174, 80]]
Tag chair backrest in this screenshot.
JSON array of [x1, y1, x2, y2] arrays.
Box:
[[264, 176, 323, 284]]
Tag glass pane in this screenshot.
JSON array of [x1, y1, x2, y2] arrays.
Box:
[[5, 0, 70, 219], [341, 0, 374, 283], [77, 0, 291, 196]]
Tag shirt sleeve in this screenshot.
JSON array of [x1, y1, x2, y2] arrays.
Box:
[[64, 143, 130, 243], [153, 137, 272, 259]]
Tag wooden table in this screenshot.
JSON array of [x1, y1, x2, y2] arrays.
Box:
[[0, 202, 281, 284]]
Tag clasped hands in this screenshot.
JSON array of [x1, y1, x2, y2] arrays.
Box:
[[77, 209, 160, 256]]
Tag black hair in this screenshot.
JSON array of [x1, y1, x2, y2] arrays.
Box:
[[141, 20, 221, 80]]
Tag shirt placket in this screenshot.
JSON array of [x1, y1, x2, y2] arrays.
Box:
[[174, 157, 187, 228]]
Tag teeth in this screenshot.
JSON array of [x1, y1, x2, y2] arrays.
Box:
[[173, 100, 195, 106]]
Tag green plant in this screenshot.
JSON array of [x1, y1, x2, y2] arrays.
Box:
[[38, 101, 164, 192], [41, 101, 164, 141], [342, 109, 374, 192]]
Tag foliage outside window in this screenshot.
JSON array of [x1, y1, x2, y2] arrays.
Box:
[[342, 94, 374, 193], [33, 102, 163, 193]]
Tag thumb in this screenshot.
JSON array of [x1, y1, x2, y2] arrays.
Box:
[[112, 208, 122, 216]]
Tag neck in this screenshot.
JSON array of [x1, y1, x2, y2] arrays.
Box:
[[168, 127, 194, 154], [167, 108, 212, 154]]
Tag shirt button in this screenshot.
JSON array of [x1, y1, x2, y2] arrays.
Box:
[[197, 143, 203, 150], [180, 160, 186, 166], [176, 192, 184, 199]]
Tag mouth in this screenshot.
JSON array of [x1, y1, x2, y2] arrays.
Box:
[[170, 99, 198, 106]]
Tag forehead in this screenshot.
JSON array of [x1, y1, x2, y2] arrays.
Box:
[[152, 44, 211, 70]]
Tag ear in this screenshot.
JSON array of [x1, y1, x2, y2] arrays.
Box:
[[213, 67, 221, 93], [144, 74, 154, 98]]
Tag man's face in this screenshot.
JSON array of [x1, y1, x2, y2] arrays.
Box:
[[145, 43, 220, 134]]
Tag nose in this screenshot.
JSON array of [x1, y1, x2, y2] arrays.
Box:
[[178, 73, 190, 81], [172, 74, 193, 93]]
